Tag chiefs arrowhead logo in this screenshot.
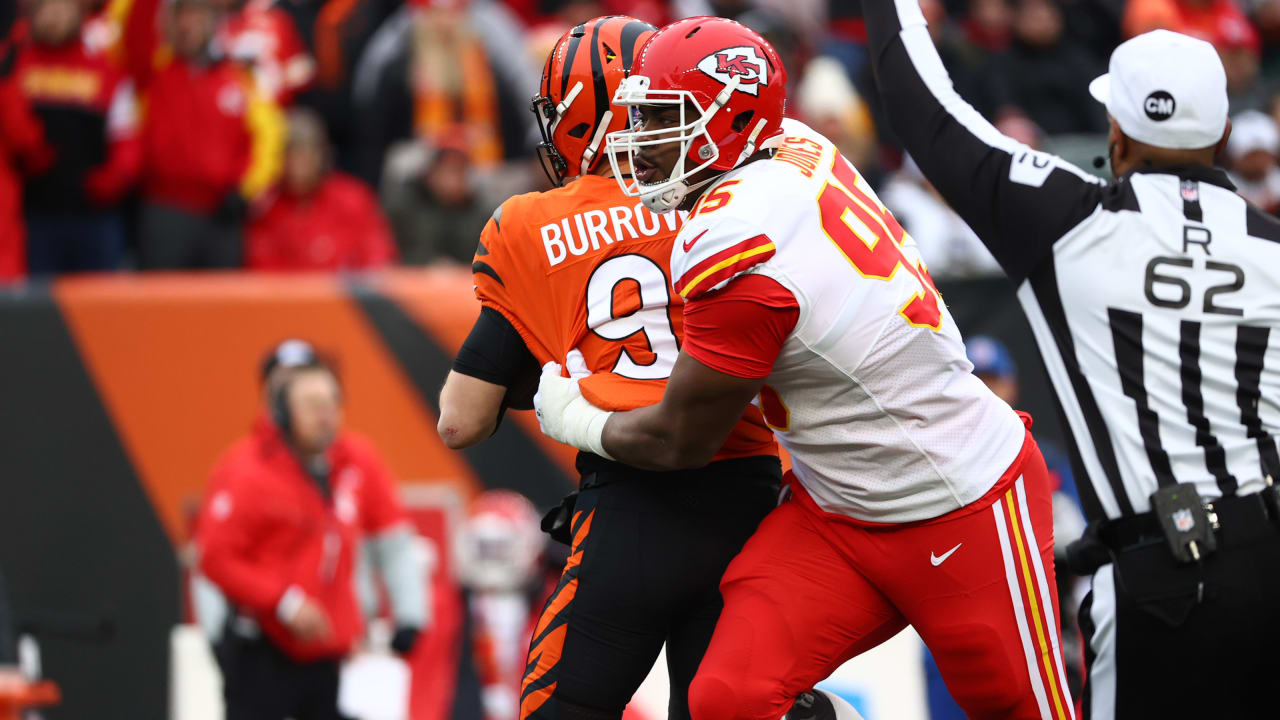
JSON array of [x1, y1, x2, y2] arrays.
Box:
[[697, 46, 769, 96]]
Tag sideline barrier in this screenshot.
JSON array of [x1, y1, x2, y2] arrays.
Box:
[[0, 269, 576, 720]]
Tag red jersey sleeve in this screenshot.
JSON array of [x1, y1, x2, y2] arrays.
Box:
[[349, 439, 409, 535], [196, 471, 290, 614], [681, 273, 799, 379]]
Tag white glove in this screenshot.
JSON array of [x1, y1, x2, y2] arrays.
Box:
[[534, 350, 614, 459]]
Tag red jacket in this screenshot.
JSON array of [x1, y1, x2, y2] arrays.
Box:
[[217, 2, 314, 105], [15, 37, 141, 211], [0, 68, 52, 281], [246, 173, 397, 271], [140, 57, 282, 213], [196, 415, 408, 661]]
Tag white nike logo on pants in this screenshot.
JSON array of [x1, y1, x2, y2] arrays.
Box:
[[930, 543, 963, 566]]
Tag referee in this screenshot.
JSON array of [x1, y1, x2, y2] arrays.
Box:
[[862, 4, 1280, 718]]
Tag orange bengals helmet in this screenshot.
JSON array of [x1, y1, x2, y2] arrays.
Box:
[[532, 15, 657, 186]]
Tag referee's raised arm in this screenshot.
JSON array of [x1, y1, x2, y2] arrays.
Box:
[[863, 4, 1280, 717], [861, 0, 1104, 284]]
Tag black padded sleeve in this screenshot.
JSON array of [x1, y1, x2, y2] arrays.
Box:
[[453, 306, 540, 410]]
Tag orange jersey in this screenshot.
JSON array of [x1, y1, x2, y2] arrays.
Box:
[[473, 174, 776, 462]]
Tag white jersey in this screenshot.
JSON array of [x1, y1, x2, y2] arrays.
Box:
[[670, 120, 1026, 523]]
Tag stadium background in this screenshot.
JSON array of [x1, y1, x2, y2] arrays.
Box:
[[3, 0, 1280, 717]]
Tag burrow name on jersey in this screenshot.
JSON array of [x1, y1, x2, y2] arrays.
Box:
[[541, 202, 685, 267]]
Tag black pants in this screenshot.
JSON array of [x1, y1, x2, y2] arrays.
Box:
[[138, 202, 243, 269], [1079, 493, 1280, 719], [25, 212, 126, 274], [217, 633, 348, 720], [521, 454, 781, 720]]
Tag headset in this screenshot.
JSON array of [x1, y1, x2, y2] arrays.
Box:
[[261, 339, 341, 442], [271, 378, 295, 440], [270, 366, 343, 442]]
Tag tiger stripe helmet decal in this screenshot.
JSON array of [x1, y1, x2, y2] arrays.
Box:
[[531, 16, 656, 186]]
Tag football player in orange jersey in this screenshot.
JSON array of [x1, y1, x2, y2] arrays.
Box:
[[436, 15, 782, 720]]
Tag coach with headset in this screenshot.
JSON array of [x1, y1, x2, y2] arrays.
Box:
[[195, 340, 426, 720], [862, 3, 1280, 717]]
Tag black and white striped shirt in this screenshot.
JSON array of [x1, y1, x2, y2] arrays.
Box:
[[865, 0, 1280, 521]]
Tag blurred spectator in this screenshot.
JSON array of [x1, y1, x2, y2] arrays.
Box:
[[966, 0, 1016, 50], [217, 0, 315, 105], [246, 109, 396, 271], [1226, 109, 1280, 211], [81, 0, 124, 57], [287, 0, 399, 176], [454, 490, 553, 720], [854, 0, 1013, 150], [1255, 0, 1280, 65], [196, 340, 426, 720], [931, 0, 1012, 121], [522, 0, 613, 72], [0, 42, 53, 282], [728, 7, 805, 99], [381, 135, 498, 265], [15, 0, 141, 274], [985, 0, 1108, 134], [1124, 0, 1261, 92], [880, 156, 1003, 278], [993, 110, 1046, 146], [136, 0, 283, 269], [796, 56, 879, 179], [350, 0, 536, 186], [1057, 0, 1125, 64]]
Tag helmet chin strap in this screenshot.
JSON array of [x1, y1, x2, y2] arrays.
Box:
[[641, 173, 720, 214], [641, 183, 686, 214]]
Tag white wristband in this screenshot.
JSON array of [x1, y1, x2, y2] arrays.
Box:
[[580, 404, 614, 460], [535, 359, 615, 460], [563, 393, 615, 460], [277, 585, 305, 623]]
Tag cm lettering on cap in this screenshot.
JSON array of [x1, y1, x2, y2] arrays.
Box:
[[1145, 91, 1176, 121]]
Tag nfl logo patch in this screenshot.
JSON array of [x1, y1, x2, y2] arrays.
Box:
[[1173, 508, 1195, 532], [1180, 180, 1199, 203]]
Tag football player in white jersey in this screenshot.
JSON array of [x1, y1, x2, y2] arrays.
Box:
[[534, 16, 1074, 720]]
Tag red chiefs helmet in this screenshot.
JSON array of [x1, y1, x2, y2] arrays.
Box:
[[606, 16, 788, 212], [455, 490, 545, 592], [531, 16, 657, 185]]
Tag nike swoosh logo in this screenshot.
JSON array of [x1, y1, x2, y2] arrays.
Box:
[[682, 229, 709, 253], [930, 543, 962, 567]]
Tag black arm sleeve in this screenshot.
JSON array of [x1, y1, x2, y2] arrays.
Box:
[[863, 0, 1104, 284], [453, 306, 541, 410]]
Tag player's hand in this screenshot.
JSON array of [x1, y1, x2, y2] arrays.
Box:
[[534, 358, 615, 458], [284, 596, 333, 642], [389, 625, 421, 655], [534, 361, 581, 444]]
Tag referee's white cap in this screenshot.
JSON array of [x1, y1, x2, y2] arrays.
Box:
[[1088, 30, 1228, 150]]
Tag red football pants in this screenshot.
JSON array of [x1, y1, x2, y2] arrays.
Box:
[[689, 429, 1074, 720]]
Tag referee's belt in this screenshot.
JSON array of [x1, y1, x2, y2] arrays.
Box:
[[1066, 489, 1277, 574]]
